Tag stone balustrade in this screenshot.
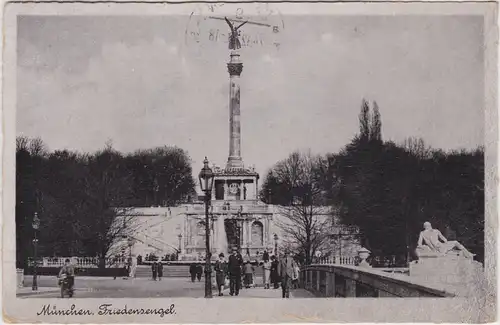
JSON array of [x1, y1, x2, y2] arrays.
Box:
[[301, 264, 456, 297], [316, 256, 357, 265], [185, 203, 273, 215], [28, 256, 127, 268], [16, 269, 24, 288]]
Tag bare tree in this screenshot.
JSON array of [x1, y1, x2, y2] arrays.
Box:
[[29, 137, 48, 157], [269, 151, 332, 264], [16, 136, 29, 151], [403, 137, 432, 159]]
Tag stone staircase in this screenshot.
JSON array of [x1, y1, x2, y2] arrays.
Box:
[[135, 265, 190, 278], [134, 264, 265, 280]]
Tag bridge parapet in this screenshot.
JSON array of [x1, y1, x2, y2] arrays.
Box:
[[301, 264, 457, 298]]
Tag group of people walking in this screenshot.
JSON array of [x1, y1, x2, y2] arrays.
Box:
[[189, 263, 204, 282], [213, 247, 300, 298], [150, 261, 163, 281]]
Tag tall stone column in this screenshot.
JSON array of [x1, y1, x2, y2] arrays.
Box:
[[223, 181, 228, 201], [247, 220, 252, 248], [264, 218, 268, 247], [255, 179, 259, 200], [239, 181, 244, 200], [226, 51, 244, 169], [241, 220, 247, 248]]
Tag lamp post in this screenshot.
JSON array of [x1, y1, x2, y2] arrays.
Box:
[[32, 212, 40, 291], [127, 237, 134, 260], [178, 233, 182, 254], [127, 237, 134, 277], [199, 157, 214, 298], [153, 178, 159, 207], [274, 233, 278, 256]]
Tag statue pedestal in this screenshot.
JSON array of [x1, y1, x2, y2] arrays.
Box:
[[409, 254, 483, 286]]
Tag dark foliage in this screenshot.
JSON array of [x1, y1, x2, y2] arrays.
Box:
[[328, 101, 484, 263], [16, 137, 196, 268], [260, 99, 484, 265]]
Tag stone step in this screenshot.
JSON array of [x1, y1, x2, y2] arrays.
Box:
[[134, 265, 266, 278], [135, 265, 190, 278]]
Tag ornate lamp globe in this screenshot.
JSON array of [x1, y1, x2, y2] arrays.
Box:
[[198, 157, 215, 192], [32, 212, 40, 230]]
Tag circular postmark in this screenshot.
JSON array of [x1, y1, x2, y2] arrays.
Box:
[[184, 3, 285, 51]]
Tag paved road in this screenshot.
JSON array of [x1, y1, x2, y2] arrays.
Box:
[[19, 276, 315, 298], [19, 276, 207, 298], [217, 286, 316, 298]]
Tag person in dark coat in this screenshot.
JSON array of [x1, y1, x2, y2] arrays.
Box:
[[189, 263, 197, 282], [278, 250, 298, 298], [262, 250, 270, 262], [157, 262, 163, 281], [270, 255, 280, 289], [227, 247, 243, 296], [152, 262, 158, 281], [214, 253, 227, 296], [196, 264, 203, 281]]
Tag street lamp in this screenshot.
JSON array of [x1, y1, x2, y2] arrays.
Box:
[[127, 237, 135, 277], [274, 233, 278, 256], [178, 233, 182, 254], [198, 157, 214, 299], [32, 212, 40, 291], [127, 237, 134, 259]]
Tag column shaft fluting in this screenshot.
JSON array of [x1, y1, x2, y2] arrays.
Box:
[[226, 51, 244, 169]]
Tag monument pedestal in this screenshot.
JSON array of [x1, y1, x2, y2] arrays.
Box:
[[410, 254, 483, 286]]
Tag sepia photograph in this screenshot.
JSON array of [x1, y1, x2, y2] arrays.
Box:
[[2, 1, 497, 323]]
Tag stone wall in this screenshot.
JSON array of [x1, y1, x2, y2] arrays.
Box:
[[301, 264, 457, 298]]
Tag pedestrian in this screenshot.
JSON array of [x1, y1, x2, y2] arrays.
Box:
[[129, 256, 137, 278], [157, 261, 163, 281], [227, 246, 243, 296], [189, 262, 197, 282], [214, 253, 227, 296], [292, 261, 301, 289], [113, 255, 119, 280], [262, 257, 272, 289], [152, 261, 158, 281], [196, 264, 203, 281], [278, 249, 298, 298], [243, 261, 254, 288], [270, 255, 280, 289], [263, 250, 269, 262]]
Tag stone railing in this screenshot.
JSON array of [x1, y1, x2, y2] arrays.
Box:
[[185, 204, 273, 215], [301, 264, 456, 297], [315, 256, 357, 265], [16, 269, 24, 288], [28, 257, 127, 268]]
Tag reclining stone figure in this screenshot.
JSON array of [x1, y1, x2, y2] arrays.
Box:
[[416, 222, 474, 259]]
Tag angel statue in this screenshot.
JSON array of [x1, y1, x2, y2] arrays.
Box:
[[225, 17, 248, 50]]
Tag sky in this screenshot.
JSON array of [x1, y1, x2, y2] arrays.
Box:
[[17, 15, 484, 176]]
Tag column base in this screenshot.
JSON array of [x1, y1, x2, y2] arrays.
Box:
[[226, 156, 244, 169]]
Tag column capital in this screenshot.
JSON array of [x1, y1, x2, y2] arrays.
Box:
[[227, 62, 243, 76]]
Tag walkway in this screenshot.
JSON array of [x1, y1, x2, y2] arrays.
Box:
[[18, 276, 206, 298], [18, 276, 315, 298], [217, 286, 316, 298]]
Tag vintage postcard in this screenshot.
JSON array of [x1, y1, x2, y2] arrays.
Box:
[[2, 1, 497, 323]]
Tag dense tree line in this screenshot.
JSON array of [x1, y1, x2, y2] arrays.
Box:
[[16, 137, 196, 268], [261, 99, 484, 265]]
